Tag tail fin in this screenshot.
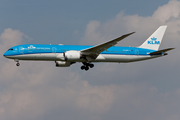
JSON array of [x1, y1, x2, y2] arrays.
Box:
[[139, 26, 167, 50]]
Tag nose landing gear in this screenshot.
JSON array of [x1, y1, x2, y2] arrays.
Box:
[[81, 62, 94, 71], [16, 62, 20, 66], [14, 59, 20, 66]]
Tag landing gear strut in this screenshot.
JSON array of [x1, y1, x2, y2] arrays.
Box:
[[81, 62, 94, 71], [14, 59, 20, 66]]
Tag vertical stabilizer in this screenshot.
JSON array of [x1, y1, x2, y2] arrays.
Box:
[[139, 26, 167, 50]]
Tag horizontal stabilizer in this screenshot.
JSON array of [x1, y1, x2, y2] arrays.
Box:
[[149, 48, 175, 55]]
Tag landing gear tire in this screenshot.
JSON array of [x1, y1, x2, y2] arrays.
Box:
[[89, 64, 94, 68], [81, 62, 94, 71], [84, 66, 89, 71], [16, 63, 20, 66], [81, 65, 89, 71], [81, 66, 85, 70]]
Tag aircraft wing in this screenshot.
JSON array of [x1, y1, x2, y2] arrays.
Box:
[[80, 32, 135, 61], [149, 48, 175, 55]]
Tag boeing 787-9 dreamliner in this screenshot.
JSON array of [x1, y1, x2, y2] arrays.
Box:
[[3, 26, 174, 71]]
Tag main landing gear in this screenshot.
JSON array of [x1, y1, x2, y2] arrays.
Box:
[[81, 62, 94, 71], [14, 59, 20, 66]]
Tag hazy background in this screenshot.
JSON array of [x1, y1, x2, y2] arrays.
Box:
[[0, 0, 180, 120]]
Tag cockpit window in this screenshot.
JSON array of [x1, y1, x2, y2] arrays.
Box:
[[8, 48, 13, 51]]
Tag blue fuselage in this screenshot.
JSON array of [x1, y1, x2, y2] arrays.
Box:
[[3, 44, 162, 63]]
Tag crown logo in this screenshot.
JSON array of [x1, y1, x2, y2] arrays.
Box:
[[151, 37, 157, 41], [28, 45, 36, 49]]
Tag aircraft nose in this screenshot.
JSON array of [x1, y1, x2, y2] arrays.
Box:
[[3, 51, 8, 58]]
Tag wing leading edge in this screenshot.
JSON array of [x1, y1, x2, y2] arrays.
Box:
[[80, 32, 135, 61]]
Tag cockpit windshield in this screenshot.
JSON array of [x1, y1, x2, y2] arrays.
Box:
[[8, 48, 13, 51]]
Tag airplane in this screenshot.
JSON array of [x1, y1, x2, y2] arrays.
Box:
[[3, 26, 174, 71]]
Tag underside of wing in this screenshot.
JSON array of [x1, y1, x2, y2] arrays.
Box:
[[80, 32, 135, 61]]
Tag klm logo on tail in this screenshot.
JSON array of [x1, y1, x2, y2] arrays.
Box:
[[148, 37, 160, 45]]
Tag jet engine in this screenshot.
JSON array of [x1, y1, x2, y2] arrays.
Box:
[[64, 50, 81, 61], [55, 61, 72, 67]]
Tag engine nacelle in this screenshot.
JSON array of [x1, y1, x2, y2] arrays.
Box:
[[55, 61, 71, 67], [64, 50, 81, 61]]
